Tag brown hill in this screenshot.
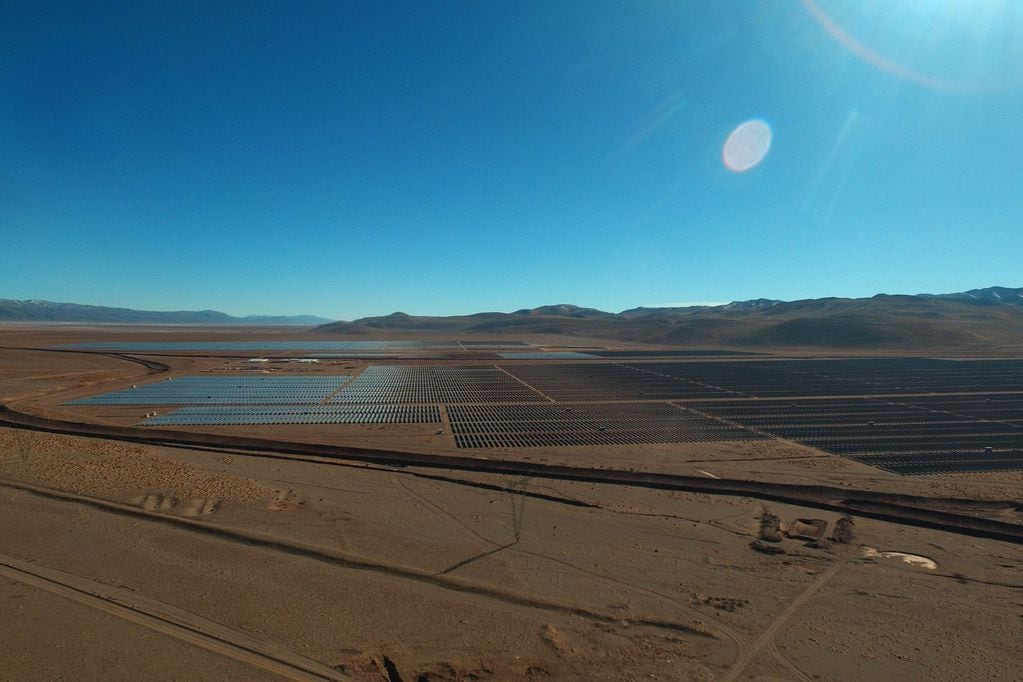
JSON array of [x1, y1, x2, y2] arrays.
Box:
[[314, 288, 1023, 351]]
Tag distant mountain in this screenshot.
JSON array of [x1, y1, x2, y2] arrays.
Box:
[[919, 286, 1023, 306], [0, 299, 333, 326], [511, 304, 615, 319], [721, 298, 785, 310], [314, 287, 1023, 351], [7, 288, 1023, 349]]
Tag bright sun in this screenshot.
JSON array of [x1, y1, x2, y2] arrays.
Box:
[[801, 0, 1021, 92]]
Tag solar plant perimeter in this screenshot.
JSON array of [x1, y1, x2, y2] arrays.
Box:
[[65, 357, 1023, 474]]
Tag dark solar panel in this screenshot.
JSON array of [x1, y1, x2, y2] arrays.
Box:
[[330, 365, 546, 403], [692, 391, 1023, 474], [448, 402, 761, 448], [498, 352, 598, 359]]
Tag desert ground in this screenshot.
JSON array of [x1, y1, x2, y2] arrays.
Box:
[[1, 324, 1021, 681]]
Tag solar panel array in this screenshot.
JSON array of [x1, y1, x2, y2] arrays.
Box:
[[67, 375, 350, 405], [634, 361, 880, 398], [330, 365, 545, 404], [142, 404, 441, 426], [61, 340, 533, 351], [637, 358, 1023, 397], [783, 358, 1023, 393], [308, 352, 452, 359], [502, 359, 1023, 402], [62, 356, 1023, 472], [589, 350, 765, 358], [503, 363, 729, 401], [852, 451, 1023, 476], [498, 352, 598, 360], [459, 341, 531, 347], [694, 395, 1023, 474], [864, 392, 1023, 423], [448, 403, 762, 448]]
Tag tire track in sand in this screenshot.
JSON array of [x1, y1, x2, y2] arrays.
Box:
[[722, 559, 844, 681], [0, 551, 348, 681]]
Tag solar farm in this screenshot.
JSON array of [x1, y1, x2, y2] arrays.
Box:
[[62, 354, 1023, 475], [7, 329, 1023, 680]]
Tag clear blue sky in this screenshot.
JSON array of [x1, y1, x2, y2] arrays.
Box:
[[3, 1, 1022, 320]]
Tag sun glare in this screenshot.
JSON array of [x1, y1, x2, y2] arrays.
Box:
[[722, 119, 772, 173], [800, 0, 1020, 92]]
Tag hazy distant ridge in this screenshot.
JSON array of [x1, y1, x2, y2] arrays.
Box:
[[6, 287, 1023, 349], [315, 286, 1023, 350], [0, 299, 332, 325]]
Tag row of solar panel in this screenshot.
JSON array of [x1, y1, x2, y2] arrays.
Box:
[[142, 405, 441, 425], [632, 359, 1023, 397], [851, 451, 1023, 475], [586, 350, 764, 357], [337, 378, 525, 385], [331, 394, 545, 404], [354, 366, 510, 374], [695, 395, 1023, 463], [446, 403, 699, 422], [74, 395, 340, 405], [505, 360, 1023, 401], [450, 421, 754, 437], [61, 341, 532, 351], [446, 402, 760, 447], [142, 403, 436, 415], [453, 431, 754, 448], [497, 352, 598, 359], [327, 366, 545, 404], [309, 353, 451, 358], [67, 376, 350, 405]]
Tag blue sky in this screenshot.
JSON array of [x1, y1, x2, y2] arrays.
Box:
[[3, 1, 1022, 320]]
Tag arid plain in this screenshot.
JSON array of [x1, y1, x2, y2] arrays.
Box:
[[1, 324, 1021, 681]]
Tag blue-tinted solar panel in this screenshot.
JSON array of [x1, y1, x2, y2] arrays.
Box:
[[67, 375, 350, 405], [330, 365, 546, 403], [142, 404, 441, 425], [58, 340, 532, 351]]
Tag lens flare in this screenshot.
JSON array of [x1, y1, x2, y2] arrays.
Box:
[[722, 119, 772, 172], [799, 0, 1011, 93]]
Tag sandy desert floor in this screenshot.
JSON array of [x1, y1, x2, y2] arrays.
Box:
[[1, 326, 1021, 680]]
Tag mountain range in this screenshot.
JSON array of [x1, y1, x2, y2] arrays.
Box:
[[315, 286, 1023, 350], [4, 287, 1023, 350], [0, 299, 332, 326]]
